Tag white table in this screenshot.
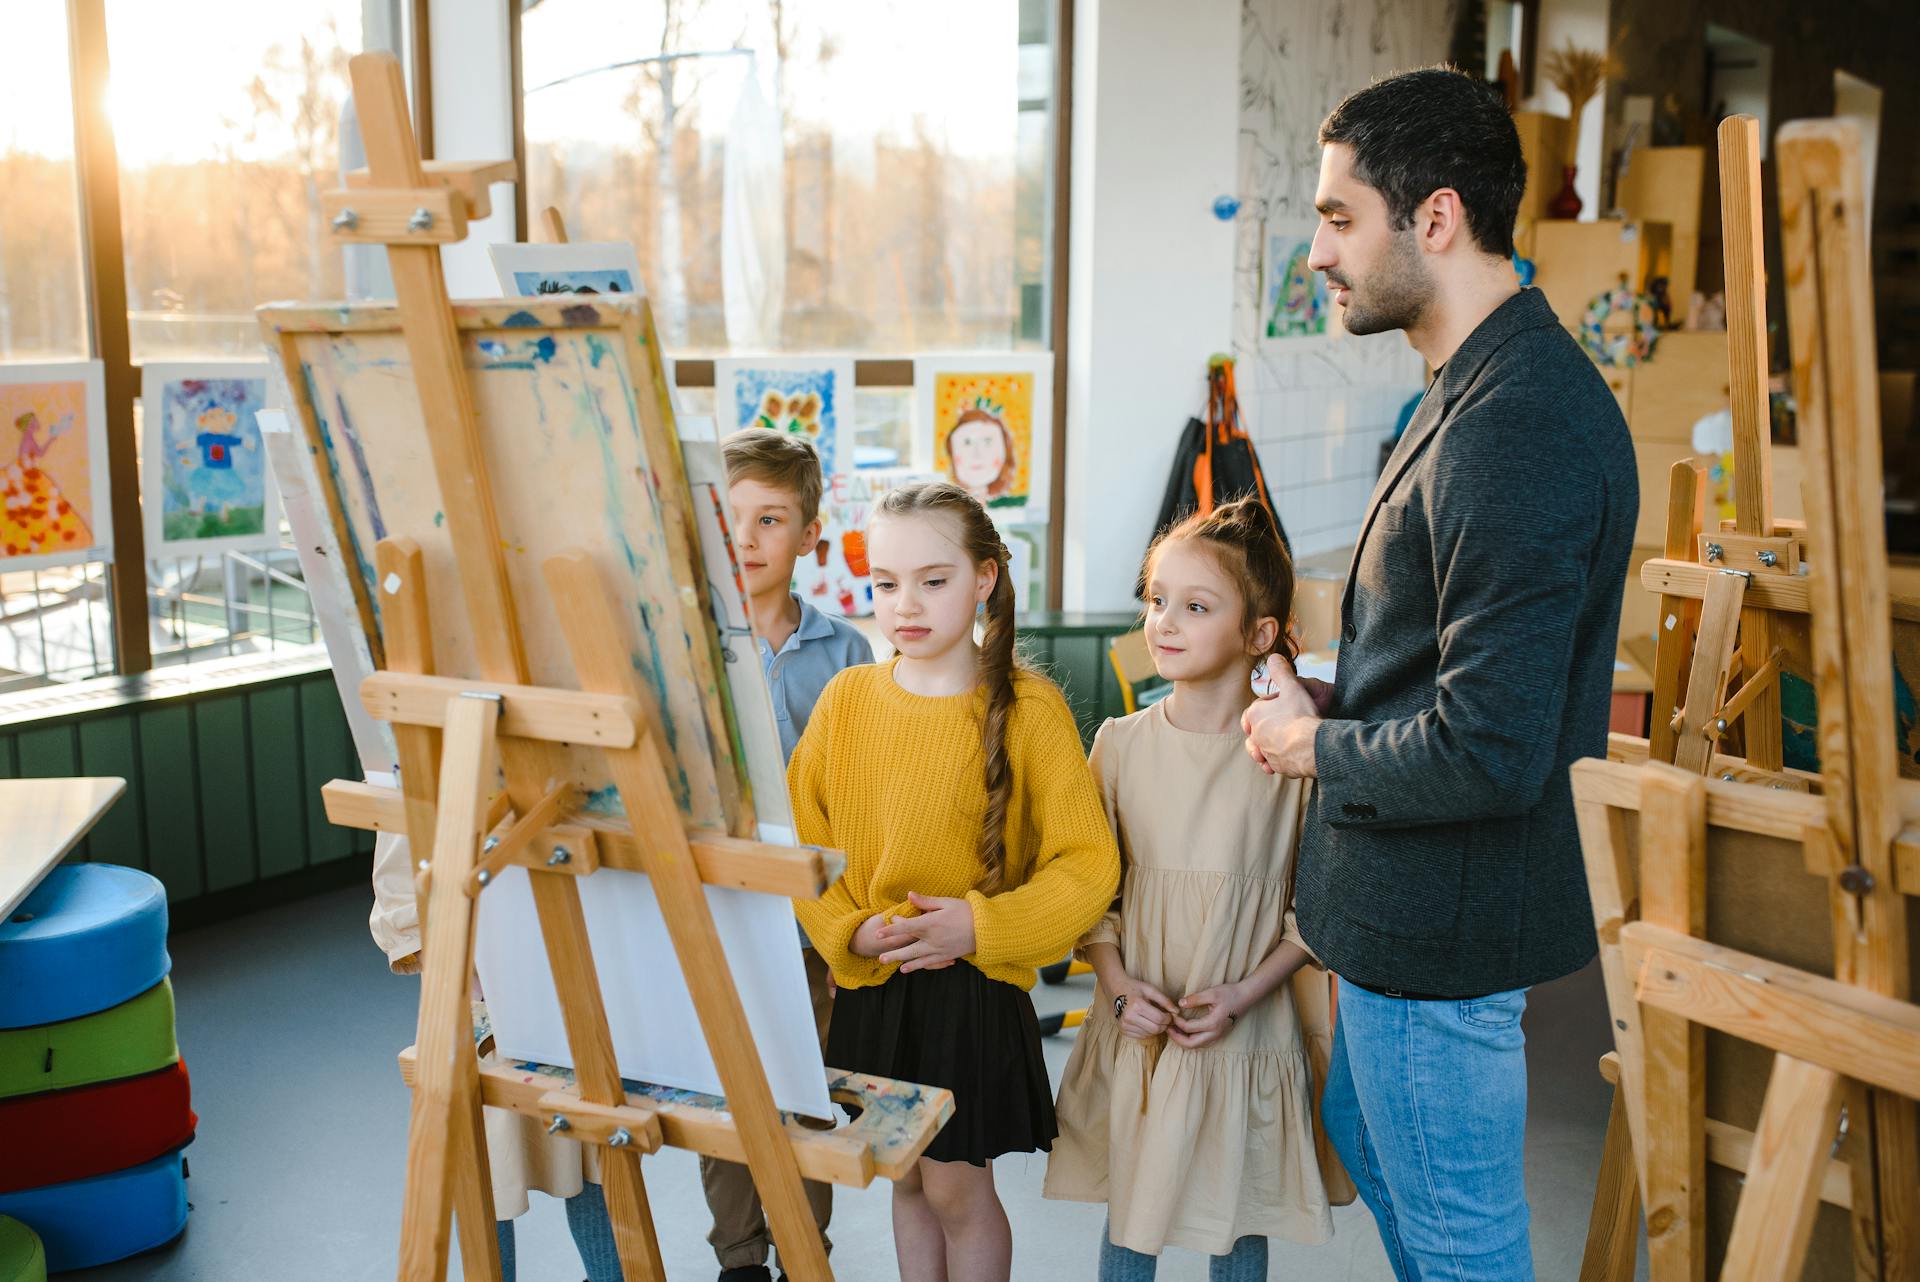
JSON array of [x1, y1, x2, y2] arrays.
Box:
[[0, 777, 128, 921]]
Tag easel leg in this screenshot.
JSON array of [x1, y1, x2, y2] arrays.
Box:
[[398, 695, 501, 1282], [1580, 1058, 1641, 1282], [451, 1066, 502, 1282], [1721, 1055, 1845, 1282], [546, 551, 832, 1282], [1637, 767, 1707, 1282], [525, 870, 667, 1282]]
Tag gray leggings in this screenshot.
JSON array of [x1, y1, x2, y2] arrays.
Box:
[[1098, 1217, 1267, 1282], [495, 1181, 623, 1282]]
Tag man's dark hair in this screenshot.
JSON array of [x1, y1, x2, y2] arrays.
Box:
[[1318, 66, 1526, 259]]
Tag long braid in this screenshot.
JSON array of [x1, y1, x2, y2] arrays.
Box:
[[974, 539, 1018, 894], [874, 480, 1022, 894]]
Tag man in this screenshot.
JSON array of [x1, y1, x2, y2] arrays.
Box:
[[1242, 67, 1636, 1279]]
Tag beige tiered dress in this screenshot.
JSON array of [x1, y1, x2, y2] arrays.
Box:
[[1043, 701, 1336, 1256]]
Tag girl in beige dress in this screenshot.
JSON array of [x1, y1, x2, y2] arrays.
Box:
[[1045, 499, 1336, 1278]]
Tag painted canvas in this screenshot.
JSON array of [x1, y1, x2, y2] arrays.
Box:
[[0, 362, 111, 572], [262, 295, 829, 1118], [141, 363, 279, 558], [913, 354, 1053, 519], [489, 241, 646, 299], [714, 356, 854, 478], [1262, 222, 1330, 343]]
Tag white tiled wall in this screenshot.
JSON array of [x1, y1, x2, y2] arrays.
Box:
[[1231, 0, 1454, 558]]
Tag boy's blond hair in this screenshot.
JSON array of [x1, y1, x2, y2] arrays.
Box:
[[721, 428, 824, 526]]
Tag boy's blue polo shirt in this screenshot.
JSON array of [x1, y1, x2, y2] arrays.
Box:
[[757, 594, 873, 764]]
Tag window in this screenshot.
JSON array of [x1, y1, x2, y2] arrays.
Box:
[[521, 0, 1058, 355], [106, 0, 366, 361], [0, 5, 89, 363], [0, 3, 112, 690], [98, 0, 385, 671], [0, 2, 410, 689]]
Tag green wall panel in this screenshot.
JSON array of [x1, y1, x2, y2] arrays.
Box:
[[0, 735, 16, 778], [194, 695, 257, 894], [299, 680, 356, 865], [15, 724, 78, 778], [138, 704, 202, 902], [248, 685, 307, 880], [76, 715, 143, 870]]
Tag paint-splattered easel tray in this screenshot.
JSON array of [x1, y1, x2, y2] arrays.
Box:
[[258, 296, 741, 833], [395, 1004, 954, 1185]]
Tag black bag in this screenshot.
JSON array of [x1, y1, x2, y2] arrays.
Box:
[[1150, 357, 1288, 556]]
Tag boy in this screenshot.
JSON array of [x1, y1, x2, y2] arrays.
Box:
[[706, 428, 872, 1282]]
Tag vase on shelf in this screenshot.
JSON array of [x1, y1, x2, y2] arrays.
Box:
[[1548, 165, 1584, 219]]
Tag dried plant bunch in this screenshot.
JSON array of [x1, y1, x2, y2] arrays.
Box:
[[1543, 40, 1621, 161]]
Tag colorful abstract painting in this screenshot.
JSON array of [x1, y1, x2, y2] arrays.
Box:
[[913, 354, 1053, 519], [1263, 222, 1330, 344], [141, 363, 279, 557], [0, 362, 111, 572], [714, 356, 854, 478], [490, 241, 646, 300]]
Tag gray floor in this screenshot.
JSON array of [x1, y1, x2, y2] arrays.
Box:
[[84, 886, 1646, 1280]]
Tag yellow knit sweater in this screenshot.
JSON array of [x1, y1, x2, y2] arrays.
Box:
[[789, 659, 1120, 991]]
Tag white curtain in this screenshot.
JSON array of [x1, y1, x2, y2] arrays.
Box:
[[721, 65, 787, 349]]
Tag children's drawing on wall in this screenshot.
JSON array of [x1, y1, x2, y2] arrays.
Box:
[[489, 241, 646, 300], [714, 357, 855, 478], [797, 467, 928, 617], [141, 364, 280, 558], [1262, 221, 1331, 344], [913, 354, 1053, 520], [0, 362, 111, 571]]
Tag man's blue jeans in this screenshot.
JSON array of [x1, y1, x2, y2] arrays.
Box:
[[1323, 980, 1533, 1281]]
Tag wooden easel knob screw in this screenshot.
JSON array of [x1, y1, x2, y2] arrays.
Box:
[[547, 1114, 571, 1134], [1837, 864, 1875, 895], [408, 208, 435, 232], [548, 846, 572, 866], [1706, 542, 1724, 562], [331, 208, 359, 231], [608, 1127, 634, 1149]]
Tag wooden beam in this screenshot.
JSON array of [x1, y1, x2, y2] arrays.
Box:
[[1579, 1056, 1641, 1282], [1720, 1054, 1846, 1282], [1625, 923, 1920, 1098], [1636, 764, 1707, 1279], [1571, 756, 1827, 843], [396, 695, 499, 1282], [1576, 794, 1651, 1196], [1046, 0, 1074, 610], [1649, 460, 1707, 763], [398, 1048, 930, 1187], [66, 0, 149, 673], [1779, 118, 1920, 1278], [321, 779, 844, 897], [1674, 572, 1747, 776], [1720, 114, 1784, 772], [545, 548, 831, 1282], [1641, 559, 1819, 616], [322, 186, 466, 245], [361, 673, 639, 747]]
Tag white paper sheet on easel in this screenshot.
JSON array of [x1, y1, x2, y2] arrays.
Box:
[[474, 864, 831, 1119], [258, 407, 397, 776]]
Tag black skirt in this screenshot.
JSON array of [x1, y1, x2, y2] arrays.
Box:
[[827, 962, 1056, 1166]]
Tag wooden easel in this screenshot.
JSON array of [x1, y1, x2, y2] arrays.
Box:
[[277, 53, 948, 1282], [1576, 117, 1920, 1282]]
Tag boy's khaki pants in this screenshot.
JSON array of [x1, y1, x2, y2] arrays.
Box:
[[699, 947, 835, 1272]]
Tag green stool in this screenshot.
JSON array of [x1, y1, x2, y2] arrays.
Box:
[[0, 979, 177, 1101], [0, 1216, 45, 1282]]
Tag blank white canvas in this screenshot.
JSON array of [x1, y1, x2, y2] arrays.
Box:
[[474, 862, 831, 1120]]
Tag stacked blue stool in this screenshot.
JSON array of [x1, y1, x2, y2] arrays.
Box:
[[0, 865, 193, 1271]]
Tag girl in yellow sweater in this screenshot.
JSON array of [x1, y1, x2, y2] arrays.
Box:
[[790, 481, 1119, 1282]]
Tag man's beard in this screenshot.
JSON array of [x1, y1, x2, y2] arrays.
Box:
[[1329, 230, 1433, 336]]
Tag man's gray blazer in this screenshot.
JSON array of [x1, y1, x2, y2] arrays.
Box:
[[1294, 287, 1638, 998]]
